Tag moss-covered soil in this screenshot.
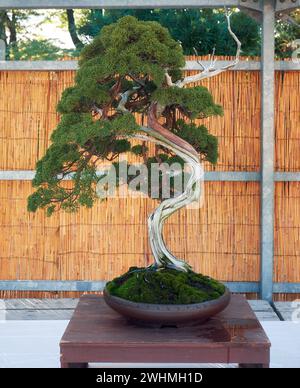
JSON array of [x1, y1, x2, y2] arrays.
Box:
[[106, 267, 225, 304]]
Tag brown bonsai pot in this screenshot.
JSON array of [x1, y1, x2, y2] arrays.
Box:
[[103, 286, 231, 327]]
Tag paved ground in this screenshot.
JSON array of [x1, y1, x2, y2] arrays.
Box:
[[0, 298, 299, 368], [0, 299, 78, 320], [0, 298, 291, 320]]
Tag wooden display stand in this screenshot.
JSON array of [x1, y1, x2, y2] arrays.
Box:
[[60, 294, 270, 368]]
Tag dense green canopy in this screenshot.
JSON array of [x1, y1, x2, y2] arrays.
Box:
[[28, 16, 221, 215]]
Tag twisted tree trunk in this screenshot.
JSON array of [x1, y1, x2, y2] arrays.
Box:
[[141, 103, 203, 272]]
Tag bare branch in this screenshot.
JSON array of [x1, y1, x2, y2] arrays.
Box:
[[223, 11, 241, 68], [92, 105, 103, 117], [175, 11, 241, 88], [164, 70, 174, 87], [117, 87, 140, 113], [193, 47, 206, 71], [208, 47, 217, 71]]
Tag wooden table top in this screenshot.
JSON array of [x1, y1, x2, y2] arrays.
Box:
[[60, 294, 271, 350]]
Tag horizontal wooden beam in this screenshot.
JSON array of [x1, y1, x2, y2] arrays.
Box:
[[276, 0, 300, 13], [0, 280, 259, 292], [224, 282, 259, 293], [275, 172, 300, 182], [273, 282, 300, 293], [0, 1, 259, 11], [0, 170, 261, 181], [204, 172, 261, 181], [0, 170, 36, 180], [1, 59, 300, 71], [0, 280, 298, 293], [2, 171, 300, 182], [0, 280, 107, 292], [0, 60, 79, 71], [171, 60, 300, 71]]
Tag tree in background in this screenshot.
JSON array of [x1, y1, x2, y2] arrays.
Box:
[[77, 8, 259, 56], [1, 8, 299, 60], [0, 9, 77, 60], [10, 39, 70, 60], [76, 8, 300, 59], [276, 10, 300, 59], [65, 9, 84, 50], [0, 10, 30, 59]]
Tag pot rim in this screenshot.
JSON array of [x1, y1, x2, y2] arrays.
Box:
[[103, 286, 230, 312]]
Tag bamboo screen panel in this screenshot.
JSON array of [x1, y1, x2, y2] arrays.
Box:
[[0, 181, 260, 283], [274, 69, 300, 289], [0, 58, 261, 171], [275, 72, 300, 172], [0, 57, 299, 294], [275, 183, 300, 284]]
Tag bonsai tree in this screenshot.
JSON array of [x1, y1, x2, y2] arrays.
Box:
[[28, 15, 240, 305]]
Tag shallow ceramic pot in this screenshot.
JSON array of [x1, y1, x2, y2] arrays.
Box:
[[103, 287, 231, 327]]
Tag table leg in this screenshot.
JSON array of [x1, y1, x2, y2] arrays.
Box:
[[239, 363, 269, 368], [61, 362, 88, 368]]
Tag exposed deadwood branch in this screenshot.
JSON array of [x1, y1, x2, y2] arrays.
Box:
[[165, 11, 241, 89], [193, 47, 206, 71], [164, 71, 174, 87], [92, 105, 103, 117], [208, 47, 217, 71], [224, 11, 241, 68], [116, 86, 140, 113]]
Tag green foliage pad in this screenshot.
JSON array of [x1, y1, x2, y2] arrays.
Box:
[[106, 267, 225, 304]]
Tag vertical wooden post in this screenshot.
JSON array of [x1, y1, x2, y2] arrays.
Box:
[[0, 39, 5, 60], [260, 0, 275, 301]]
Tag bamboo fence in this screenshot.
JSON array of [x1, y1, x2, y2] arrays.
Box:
[[0, 56, 299, 300]]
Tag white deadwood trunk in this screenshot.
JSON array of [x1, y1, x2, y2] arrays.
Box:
[[138, 126, 203, 272]]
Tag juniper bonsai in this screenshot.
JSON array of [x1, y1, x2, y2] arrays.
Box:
[[28, 15, 240, 273]]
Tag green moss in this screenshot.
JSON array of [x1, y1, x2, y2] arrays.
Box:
[[106, 267, 225, 304]]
